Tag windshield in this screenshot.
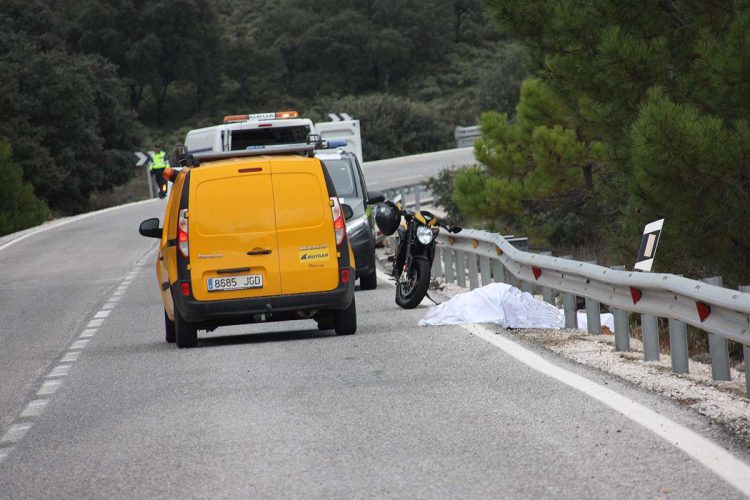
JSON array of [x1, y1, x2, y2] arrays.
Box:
[[323, 158, 360, 198], [230, 125, 310, 149]]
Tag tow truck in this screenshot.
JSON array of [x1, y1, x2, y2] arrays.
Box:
[[184, 111, 363, 163]]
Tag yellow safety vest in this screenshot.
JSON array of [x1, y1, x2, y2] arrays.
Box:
[[150, 151, 168, 171]]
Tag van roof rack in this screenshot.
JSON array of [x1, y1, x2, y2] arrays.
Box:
[[188, 143, 315, 165]]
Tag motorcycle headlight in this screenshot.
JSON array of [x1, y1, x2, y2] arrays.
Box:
[[416, 225, 436, 244]]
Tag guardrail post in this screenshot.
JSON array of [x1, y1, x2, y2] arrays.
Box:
[[585, 297, 602, 335], [614, 309, 630, 352], [399, 188, 408, 207], [584, 260, 601, 335], [642, 314, 660, 362], [492, 259, 505, 284], [443, 247, 454, 284], [704, 276, 730, 381], [479, 255, 491, 286], [467, 254, 479, 290], [538, 252, 555, 305], [610, 266, 630, 351], [668, 318, 689, 374], [563, 293, 578, 329], [414, 185, 421, 211], [740, 285, 750, 397], [455, 250, 466, 288], [432, 246, 443, 278]]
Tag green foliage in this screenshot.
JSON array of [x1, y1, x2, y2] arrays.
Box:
[[452, 79, 606, 246], [627, 89, 750, 284], [0, 0, 521, 229], [310, 94, 454, 161], [0, 143, 49, 235], [480, 0, 750, 283], [426, 168, 467, 226]]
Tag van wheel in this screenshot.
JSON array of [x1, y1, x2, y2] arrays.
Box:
[[316, 314, 335, 331], [164, 310, 176, 343], [335, 296, 357, 335], [174, 309, 198, 348], [359, 270, 378, 290]]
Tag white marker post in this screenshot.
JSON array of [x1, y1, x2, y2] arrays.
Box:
[[634, 219, 664, 272], [634, 218, 665, 362]]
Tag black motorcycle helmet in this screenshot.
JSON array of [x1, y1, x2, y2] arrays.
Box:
[[375, 200, 400, 236]]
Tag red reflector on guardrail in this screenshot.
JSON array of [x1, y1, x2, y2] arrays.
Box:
[[532, 266, 542, 280], [696, 301, 711, 322], [630, 287, 642, 304]]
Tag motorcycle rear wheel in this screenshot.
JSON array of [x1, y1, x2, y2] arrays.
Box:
[[395, 259, 431, 309]]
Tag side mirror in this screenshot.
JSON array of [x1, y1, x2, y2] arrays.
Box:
[[139, 218, 163, 239], [341, 203, 354, 221], [367, 190, 385, 204]]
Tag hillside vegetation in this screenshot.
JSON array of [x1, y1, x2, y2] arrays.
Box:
[[0, 0, 521, 233], [444, 0, 750, 286]]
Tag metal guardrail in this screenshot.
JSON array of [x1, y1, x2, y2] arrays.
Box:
[[377, 185, 750, 397], [417, 227, 750, 396]]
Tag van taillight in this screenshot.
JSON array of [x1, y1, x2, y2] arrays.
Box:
[[330, 197, 345, 246], [180, 281, 191, 296], [177, 209, 189, 257]]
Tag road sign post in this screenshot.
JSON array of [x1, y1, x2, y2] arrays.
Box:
[[134, 151, 155, 198]]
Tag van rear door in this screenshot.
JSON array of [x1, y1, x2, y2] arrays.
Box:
[[188, 161, 282, 301], [271, 157, 339, 295]]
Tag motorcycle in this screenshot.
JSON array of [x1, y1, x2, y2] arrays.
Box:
[[376, 201, 461, 309]]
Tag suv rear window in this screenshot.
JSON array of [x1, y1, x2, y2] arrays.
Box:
[[323, 158, 360, 198], [231, 125, 310, 150]]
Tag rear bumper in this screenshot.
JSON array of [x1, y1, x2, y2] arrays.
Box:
[[172, 270, 355, 326], [348, 224, 376, 278]]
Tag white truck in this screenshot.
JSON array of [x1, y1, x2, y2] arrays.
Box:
[[184, 111, 363, 164]]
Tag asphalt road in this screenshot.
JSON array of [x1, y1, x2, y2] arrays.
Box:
[[0, 199, 749, 498], [362, 147, 475, 191]]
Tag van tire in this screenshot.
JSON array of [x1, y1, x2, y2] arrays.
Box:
[[316, 314, 335, 331], [359, 270, 378, 290], [335, 296, 357, 335], [175, 308, 198, 348], [164, 310, 176, 343]]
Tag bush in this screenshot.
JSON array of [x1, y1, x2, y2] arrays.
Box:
[[0, 142, 49, 236]]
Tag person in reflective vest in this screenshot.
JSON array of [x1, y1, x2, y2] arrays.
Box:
[[149, 144, 170, 198]]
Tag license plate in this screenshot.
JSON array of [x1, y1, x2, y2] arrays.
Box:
[[207, 274, 263, 292]]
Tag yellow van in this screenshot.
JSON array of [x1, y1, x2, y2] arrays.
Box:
[[138, 145, 357, 348]]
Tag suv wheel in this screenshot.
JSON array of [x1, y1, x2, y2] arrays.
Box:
[[164, 310, 176, 343], [359, 270, 378, 290], [335, 296, 357, 335], [174, 308, 198, 348]]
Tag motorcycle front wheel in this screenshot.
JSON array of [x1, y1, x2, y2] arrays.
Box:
[[395, 259, 431, 309]]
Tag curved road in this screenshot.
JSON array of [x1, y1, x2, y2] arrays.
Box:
[[0, 199, 748, 498]]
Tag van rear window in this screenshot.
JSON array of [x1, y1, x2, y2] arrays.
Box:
[[231, 126, 310, 150]]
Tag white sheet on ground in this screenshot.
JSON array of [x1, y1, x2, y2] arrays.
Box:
[[418, 282, 614, 331]]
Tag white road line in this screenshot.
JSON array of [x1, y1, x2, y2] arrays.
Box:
[[37, 380, 62, 396], [0, 199, 155, 253], [46, 365, 71, 378], [112, 290, 124, 296], [101, 302, 116, 310], [79, 329, 97, 338], [0, 424, 31, 444], [87, 319, 104, 328], [94, 310, 111, 319], [108, 296, 122, 303], [20, 400, 47, 418], [0, 448, 11, 464], [375, 269, 750, 496], [61, 352, 80, 363], [70, 339, 89, 350]]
